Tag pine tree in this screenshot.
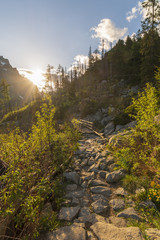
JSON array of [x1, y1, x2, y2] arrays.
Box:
[[140, 0, 160, 83]]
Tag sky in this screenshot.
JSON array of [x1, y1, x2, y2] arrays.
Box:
[[0, 0, 146, 76]]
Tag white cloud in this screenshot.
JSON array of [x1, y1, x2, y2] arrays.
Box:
[[91, 19, 128, 43], [74, 55, 89, 65], [98, 39, 111, 52], [126, 1, 147, 22]]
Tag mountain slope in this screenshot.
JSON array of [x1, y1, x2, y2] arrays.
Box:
[[0, 56, 35, 107]]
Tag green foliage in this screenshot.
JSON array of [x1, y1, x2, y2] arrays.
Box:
[[110, 83, 160, 209], [122, 175, 143, 193], [79, 99, 99, 116], [114, 111, 133, 126], [0, 100, 44, 132], [148, 181, 160, 209], [0, 100, 79, 239]]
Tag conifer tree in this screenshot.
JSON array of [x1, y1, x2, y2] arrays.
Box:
[[140, 0, 160, 83]]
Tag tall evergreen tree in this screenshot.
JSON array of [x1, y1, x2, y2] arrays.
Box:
[[140, 0, 160, 83]]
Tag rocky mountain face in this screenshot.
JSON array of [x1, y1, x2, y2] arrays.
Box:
[[0, 56, 35, 107]]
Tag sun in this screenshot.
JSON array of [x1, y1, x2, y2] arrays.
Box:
[[29, 69, 46, 89], [18, 68, 46, 90]]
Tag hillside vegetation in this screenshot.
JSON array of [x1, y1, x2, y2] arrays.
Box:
[[0, 0, 160, 239]]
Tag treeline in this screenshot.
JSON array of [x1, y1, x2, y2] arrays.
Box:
[[43, 0, 160, 118]]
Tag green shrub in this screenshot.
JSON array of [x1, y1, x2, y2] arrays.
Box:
[[122, 175, 142, 193], [0, 100, 79, 239]]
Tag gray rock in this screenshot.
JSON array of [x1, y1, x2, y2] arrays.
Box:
[[139, 200, 156, 209], [75, 213, 108, 225], [88, 159, 95, 166], [108, 216, 127, 228], [90, 186, 112, 197], [87, 231, 97, 240], [92, 194, 108, 202], [66, 190, 84, 199], [72, 197, 80, 205], [88, 164, 99, 173], [81, 181, 88, 188], [117, 207, 141, 221], [89, 179, 107, 187], [104, 121, 115, 137], [110, 199, 125, 211], [81, 172, 92, 181], [43, 224, 86, 240], [106, 169, 125, 183], [63, 172, 80, 184], [91, 222, 144, 240], [101, 116, 113, 126], [106, 155, 115, 166], [98, 171, 107, 179], [79, 207, 91, 217], [66, 184, 78, 191], [114, 187, 128, 196], [81, 159, 88, 167], [91, 199, 109, 214], [145, 228, 160, 240], [59, 206, 80, 221]]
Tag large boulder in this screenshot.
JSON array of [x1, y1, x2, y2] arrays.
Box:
[[91, 222, 144, 240]]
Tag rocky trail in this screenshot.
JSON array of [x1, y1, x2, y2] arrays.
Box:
[[39, 120, 160, 240]]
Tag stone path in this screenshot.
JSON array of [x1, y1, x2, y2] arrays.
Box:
[[39, 124, 160, 240]]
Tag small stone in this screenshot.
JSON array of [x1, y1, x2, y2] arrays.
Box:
[[88, 159, 95, 166], [66, 190, 84, 199], [106, 155, 114, 166], [117, 207, 141, 221], [59, 206, 80, 221], [66, 184, 78, 191], [98, 171, 107, 179], [88, 164, 99, 173], [79, 207, 91, 217], [81, 181, 88, 188], [114, 187, 128, 196], [89, 179, 107, 187], [63, 172, 80, 184], [90, 186, 112, 197], [87, 231, 97, 240], [110, 199, 125, 211], [72, 197, 79, 205], [106, 169, 125, 183], [81, 159, 88, 167], [91, 199, 109, 214], [92, 194, 107, 202]]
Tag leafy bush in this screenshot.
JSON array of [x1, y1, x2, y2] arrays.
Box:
[[0, 100, 79, 239], [111, 83, 160, 176], [148, 181, 160, 210]]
